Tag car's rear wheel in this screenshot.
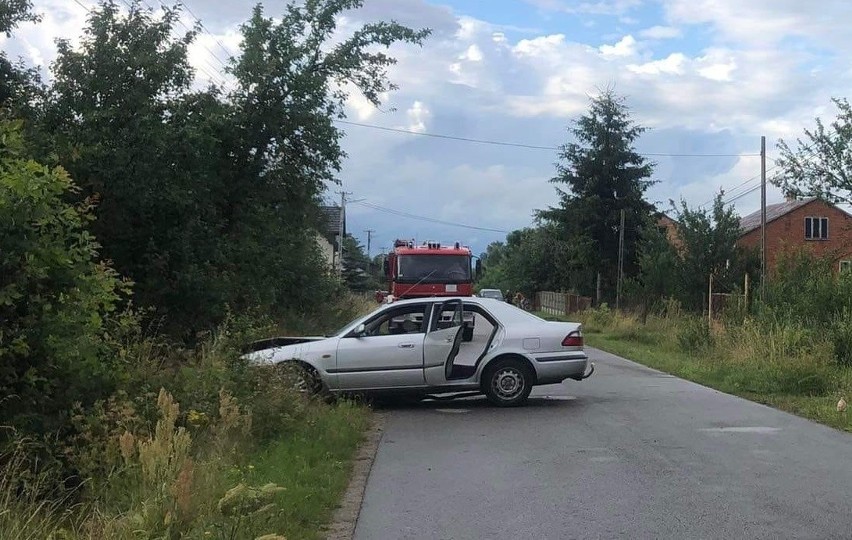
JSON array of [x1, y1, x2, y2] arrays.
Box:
[[482, 358, 533, 407]]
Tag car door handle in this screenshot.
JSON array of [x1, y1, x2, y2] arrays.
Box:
[[398, 343, 415, 349], [445, 337, 454, 343]]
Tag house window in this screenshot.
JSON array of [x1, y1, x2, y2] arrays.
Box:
[[804, 217, 829, 240], [840, 260, 852, 274]]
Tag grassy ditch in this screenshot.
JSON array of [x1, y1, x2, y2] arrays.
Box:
[[542, 305, 852, 432], [1, 293, 376, 540], [1, 394, 369, 540]]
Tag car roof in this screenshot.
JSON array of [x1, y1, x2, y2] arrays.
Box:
[[385, 296, 539, 319]]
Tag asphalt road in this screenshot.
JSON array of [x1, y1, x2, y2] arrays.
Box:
[[354, 347, 852, 540]]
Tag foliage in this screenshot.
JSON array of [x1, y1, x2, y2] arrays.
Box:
[[670, 193, 753, 310], [0, 0, 37, 35], [0, 119, 131, 435], [0, 0, 42, 113], [37, 0, 428, 338], [342, 234, 381, 292], [566, 308, 847, 413], [539, 89, 656, 298], [1, 323, 369, 540], [775, 98, 852, 204], [627, 213, 681, 314], [478, 225, 592, 297]]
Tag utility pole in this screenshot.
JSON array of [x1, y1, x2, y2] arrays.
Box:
[[364, 229, 374, 273], [760, 135, 767, 300], [337, 190, 351, 279], [616, 208, 626, 310]]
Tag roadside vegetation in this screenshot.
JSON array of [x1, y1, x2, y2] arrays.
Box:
[[545, 253, 852, 432], [1, 0, 421, 538]]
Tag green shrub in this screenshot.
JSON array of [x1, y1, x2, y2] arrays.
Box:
[[676, 316, 711, 353], [0, 119, 131, 437], [585, 303, 615, 331], [830, 309, 852, 367]]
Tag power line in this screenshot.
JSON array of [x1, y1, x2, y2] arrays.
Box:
[[353, 200, 511, 234], [134, 0, 227, 86], [335, 119, 762, 158], [183, 1, 236, 61], [155, 0, 230, 68], [699, 142, 821, 209], [71, 0, 91, 12]]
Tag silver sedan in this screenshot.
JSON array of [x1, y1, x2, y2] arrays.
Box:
[[244, 297, 593, 406]]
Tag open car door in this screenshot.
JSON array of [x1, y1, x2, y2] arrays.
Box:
[[423, 299, 464, 386]]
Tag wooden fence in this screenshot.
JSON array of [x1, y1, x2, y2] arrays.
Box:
[[535, 291, 592, 316]]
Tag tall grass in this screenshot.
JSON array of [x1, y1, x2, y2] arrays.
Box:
[[0, 292, 373, 539], [0, 443, 79, 540], [570, 302, 852, 430]]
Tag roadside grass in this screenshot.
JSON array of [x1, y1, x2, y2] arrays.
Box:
[[541, 309, 852, 433], [240, 401, 370, 540], [1, 399, 369, 540]]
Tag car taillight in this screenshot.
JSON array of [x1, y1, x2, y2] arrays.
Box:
[[562, 331, 583, 347]]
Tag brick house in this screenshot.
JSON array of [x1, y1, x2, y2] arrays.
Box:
[[738, 197, 852, 273], [657, 213, 683, 251]]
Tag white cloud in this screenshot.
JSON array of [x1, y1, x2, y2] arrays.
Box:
[[697, 61, 736, 81], [628, 53, 687, 75], [639, 25, 682, 39], [9, 0, 852, 254], [405, 101, 432, 133], [523, 0, 643, 16], [461, 44, 483, 62], [599, 35, 637, 58]]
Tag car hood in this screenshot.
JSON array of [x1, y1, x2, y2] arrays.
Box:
[[242, 336, 335, 365]]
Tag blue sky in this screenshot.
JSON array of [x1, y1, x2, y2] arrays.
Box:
[[5, 0, 852, 256]]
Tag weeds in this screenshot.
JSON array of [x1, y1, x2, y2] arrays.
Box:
[[565, 302, 852, 431], [0, 300, 372, 539]]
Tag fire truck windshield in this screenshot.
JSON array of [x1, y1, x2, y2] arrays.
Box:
[[397, 255, 471, 283]]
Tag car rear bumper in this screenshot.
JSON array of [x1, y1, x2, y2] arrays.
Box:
[[531, 352, 591, 384]]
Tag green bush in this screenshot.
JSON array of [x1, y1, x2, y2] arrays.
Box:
[[676, 316, 711, 353], [585, 303, 615, 331], [830, 309, 852, 367], [0, 120, 131, 436]]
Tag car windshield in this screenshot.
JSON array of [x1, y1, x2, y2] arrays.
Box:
[[397, 255, 471, 283]]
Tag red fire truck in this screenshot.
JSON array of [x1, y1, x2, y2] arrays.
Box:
[[377, 239, 482, 339]]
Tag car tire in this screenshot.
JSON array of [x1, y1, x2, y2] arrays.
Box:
[[482, 358, 533, 407], [278, 362, 326, 399]]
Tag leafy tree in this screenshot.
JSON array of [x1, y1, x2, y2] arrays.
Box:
[[38, 0, 428, 337], [539, 90, 655, 298], [629, 214, 681, 314], [0, 0, 41, 112], [671, 194, 746, 310], [776, 98, 852, 203], [341, 234, 379, 292], [477, 226, 589, 297], [0, 120, 130, 434], [0, 0, 37, 35]]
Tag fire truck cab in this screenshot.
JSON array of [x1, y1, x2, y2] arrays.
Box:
[[378, 239, 481, 340]]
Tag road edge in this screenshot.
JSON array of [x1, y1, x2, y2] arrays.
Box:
[[324, 410, 386, 540]]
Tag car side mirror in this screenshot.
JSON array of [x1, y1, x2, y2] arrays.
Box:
[[475, 260, 482, 279], [355, 323, 366, 337]]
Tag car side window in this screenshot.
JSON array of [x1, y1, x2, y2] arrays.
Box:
[[364, 305, 427, 337], [431, 302, 463, 331]]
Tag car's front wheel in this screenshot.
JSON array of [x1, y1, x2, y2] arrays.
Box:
[[278, 362, 326, 399], [482, 358, 533, 407]]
